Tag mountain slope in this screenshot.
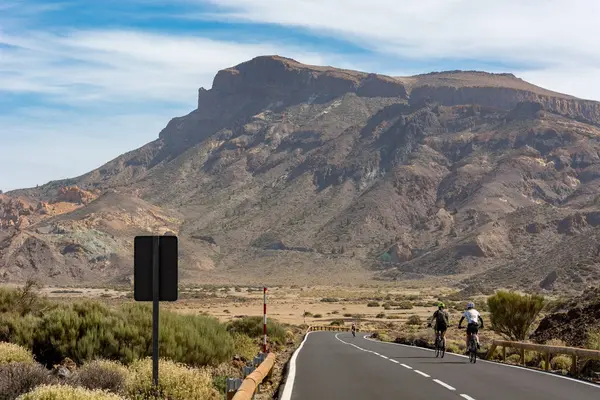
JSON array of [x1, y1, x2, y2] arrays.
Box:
[[3, 55, 600, 290]]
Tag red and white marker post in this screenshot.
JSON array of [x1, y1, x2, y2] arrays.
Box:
[[263, 287, 268, 353]]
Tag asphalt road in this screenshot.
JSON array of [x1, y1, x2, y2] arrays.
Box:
[[281, 331, 600, 400]]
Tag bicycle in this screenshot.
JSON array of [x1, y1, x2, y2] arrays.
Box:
[[467, 334, 477, 363], [434, 332, 445, 358]]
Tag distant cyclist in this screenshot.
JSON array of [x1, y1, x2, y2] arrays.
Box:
[[351, 323, 356, 337], [428, 302, 449, 345], [458, 302, 484, 350]]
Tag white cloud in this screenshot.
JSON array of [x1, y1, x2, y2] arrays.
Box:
[[200, 0, 600, 66], [0, 29, 334, 107]]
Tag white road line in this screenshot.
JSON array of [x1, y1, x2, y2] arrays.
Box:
[[401, 363, 413, 369], [460, 394, 476, 400], [363, 335, 600, 389], [414, 370, 430, 377], [280, 331, 313, 400], [380, 355, 389, 360], [433, 379, 456, 391], [390, 359, 399, 364]]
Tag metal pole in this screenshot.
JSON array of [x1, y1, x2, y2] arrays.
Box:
[[152, 236, 160, 388], [263, 287, 267, 353]]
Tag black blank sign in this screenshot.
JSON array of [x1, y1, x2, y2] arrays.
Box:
[[134, 236, 178, 301]]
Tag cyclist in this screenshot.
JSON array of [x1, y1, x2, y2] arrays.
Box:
[[351, 323, 356, 337], [428, 302, 449, 348], [458, 301, 484, 350]]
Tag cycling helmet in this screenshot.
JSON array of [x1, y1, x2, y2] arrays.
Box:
[[466, 302, 474, 309], [437, 302, 445, 309]]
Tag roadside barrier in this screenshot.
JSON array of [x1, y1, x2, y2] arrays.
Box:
[[226, 352, 276, 400], [486, 339, 600, 376]]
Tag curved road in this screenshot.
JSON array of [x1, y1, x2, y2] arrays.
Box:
[[280, 331, 600, 400]]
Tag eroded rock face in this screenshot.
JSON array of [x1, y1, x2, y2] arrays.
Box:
[[54, 186, 96, 204]]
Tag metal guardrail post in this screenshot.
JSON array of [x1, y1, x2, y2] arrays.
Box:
[[226, 378, 243, 400]]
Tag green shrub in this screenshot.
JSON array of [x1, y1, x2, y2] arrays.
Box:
[[331, 311, 339, 315], [0, 342, 34, 364], [17, 384, 123, 400], [126, 359, 215, 400], [0, 313, 40, 348], [31, 301, 234, 368], [487, 291, 545, 340], [0, 362, 53, 400], [232, 334, 257, 362], [313, 314, 322, 318], [72, 360, 127, 394], [506, 354, 521, 364], [586, 328, 600, 350], [227, 316, 286, 345], [406, 315, 422, 326], [329, 320, 344, 327], [375, 313, 385, 319], [343, 313, 352, 318], [383, 303, 391, 310], [367, 302, 380, 307], [396, 301, 413, 310], [320, 298, 338, 303], [550, 355, 572, 372], [303, 312, 313, 317]]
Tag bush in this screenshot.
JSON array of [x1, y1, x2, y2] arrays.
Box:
[[396, 301, 413, 310], [550, 355, 572, 372], [487, 291, 545, 340], [72, 360, 127, 394], [0, 362, 53, 400], [313, 314, 322, 318], [0, 342, 34, 364], [331, 311, 339, 315], [406, 315, 422, 326], [506, 354, 521, 364], [367, 302, 380, 307], [303, 312, 313, 317], [329, 320, 344, 327], [587, 328, 600, 350], [31, 301, 234, 368], [0, 313, 40, 348], [375, 313, 385, 319], [17, 384, 123, 400], [343, 313, 352, 318], [232, 334, 257, 362], [227, 316, 286, 345], [320, 298, 338, 303], [126, 359, 216, 400]]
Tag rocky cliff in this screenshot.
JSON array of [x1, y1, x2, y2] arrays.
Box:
[[3, 55, 600, 289]]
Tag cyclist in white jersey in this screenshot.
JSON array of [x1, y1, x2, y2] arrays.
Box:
[[458, 302, 484, 350]]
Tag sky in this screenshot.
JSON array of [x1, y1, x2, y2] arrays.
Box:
[[1, 0, 600, 192]]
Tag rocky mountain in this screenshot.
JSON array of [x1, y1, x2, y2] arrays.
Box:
[[3, 55, 600, 290]]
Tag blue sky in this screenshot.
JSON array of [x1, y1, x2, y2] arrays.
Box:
[[1, 0, 599, 192]]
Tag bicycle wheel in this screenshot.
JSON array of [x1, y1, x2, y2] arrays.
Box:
[[435, 342, 440, 358], [441, 338, 445, 358]]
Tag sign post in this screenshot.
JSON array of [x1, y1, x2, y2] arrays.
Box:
[[263, 287, 268, 353], [134, 235, 178, 389]]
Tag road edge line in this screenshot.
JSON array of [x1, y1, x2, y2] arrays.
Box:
[[280, 331, 313, 400]]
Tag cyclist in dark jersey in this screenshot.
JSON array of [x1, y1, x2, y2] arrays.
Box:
[[428, 302, 449, 342]]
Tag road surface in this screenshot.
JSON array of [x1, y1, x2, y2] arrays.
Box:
[[281, 331, 600, 400]]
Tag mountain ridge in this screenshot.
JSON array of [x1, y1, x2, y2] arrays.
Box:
[[3, 55, 600, 291]]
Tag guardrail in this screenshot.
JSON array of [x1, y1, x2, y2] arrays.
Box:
[[226, 352, 276, 400], [308, 325, 357, 332], [486, 339, 600, 376], [226, 325, 355, 399]]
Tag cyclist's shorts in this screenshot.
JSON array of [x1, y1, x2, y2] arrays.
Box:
[[466, 323, 479, 334], [435, 324, 448, 333]]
